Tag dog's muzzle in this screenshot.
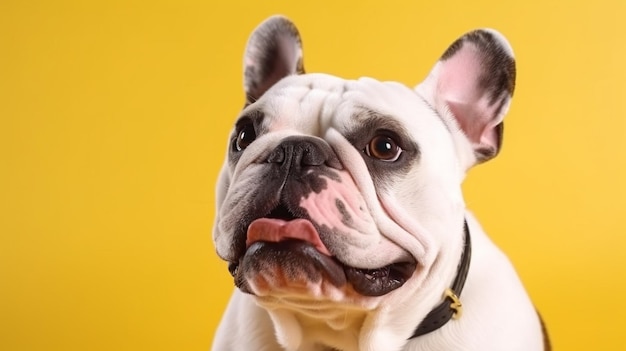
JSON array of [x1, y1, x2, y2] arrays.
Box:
[[226, 137, 417, 297]]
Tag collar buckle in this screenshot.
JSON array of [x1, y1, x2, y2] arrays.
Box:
[[444, 288, 463, 319]]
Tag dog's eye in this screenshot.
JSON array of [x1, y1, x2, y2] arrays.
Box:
[[235, 122, 257, 151], [365, 135, 402, 161]]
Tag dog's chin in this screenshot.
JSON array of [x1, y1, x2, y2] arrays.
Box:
[[235, 240, 347, 292], [229, 237, 417, 297]]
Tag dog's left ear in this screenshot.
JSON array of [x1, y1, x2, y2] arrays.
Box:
[[416, 29, 516, 164], [243, 15, 305, 104]]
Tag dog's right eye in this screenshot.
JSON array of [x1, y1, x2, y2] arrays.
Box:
[[234, 122, 257, 151]]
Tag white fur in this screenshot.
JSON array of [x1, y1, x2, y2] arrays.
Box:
[[212, 75, 544, 350], [212, 18, 544, 350]]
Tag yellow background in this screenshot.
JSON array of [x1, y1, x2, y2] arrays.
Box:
[[1, 1, 625, 350]]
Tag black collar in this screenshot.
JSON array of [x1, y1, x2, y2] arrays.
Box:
[[409, 220, 472, 339]]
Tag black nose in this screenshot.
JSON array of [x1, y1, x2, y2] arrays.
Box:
[[267, 137, 341, 169]]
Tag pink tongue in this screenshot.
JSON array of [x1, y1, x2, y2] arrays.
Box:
[[246, 218, 332, 256]]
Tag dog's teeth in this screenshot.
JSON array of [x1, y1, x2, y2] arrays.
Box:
[[361, 267, 389, 281]]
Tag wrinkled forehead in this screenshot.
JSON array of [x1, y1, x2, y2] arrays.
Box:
[[242, 73, 441, 135]]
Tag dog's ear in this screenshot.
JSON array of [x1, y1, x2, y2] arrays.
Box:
[[416, 29, 516, 164], [243, 16, 305, 104]]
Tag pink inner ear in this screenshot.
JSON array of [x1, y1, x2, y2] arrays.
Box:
[[417, 29, 515, 164], [436, 44, 505, 154]]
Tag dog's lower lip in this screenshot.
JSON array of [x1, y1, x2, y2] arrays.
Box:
[[229, 242, 416, 296], [345, 261, 417, 296]]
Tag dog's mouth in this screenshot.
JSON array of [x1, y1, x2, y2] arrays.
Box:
[[228, 204, 417, 297]]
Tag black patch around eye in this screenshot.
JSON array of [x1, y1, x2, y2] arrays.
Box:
[[345, 109, 419, 185], [229, 110, 265, 164]]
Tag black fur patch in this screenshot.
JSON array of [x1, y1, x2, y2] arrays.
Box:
[[344, 108, 419, 189]]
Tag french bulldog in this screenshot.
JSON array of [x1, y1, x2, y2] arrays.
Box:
[[212, 15, 549, 351]]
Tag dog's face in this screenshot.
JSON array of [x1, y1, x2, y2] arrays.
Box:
[[214, 16, 515, 314]]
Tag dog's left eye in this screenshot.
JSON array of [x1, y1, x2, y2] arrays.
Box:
[[235, 122, 257, 151], [365, 135, 402, 162]]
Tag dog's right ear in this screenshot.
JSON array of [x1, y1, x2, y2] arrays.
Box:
[[243, 16, 305, 105]]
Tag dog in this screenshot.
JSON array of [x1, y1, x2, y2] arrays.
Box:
[[211, 15, 549, 351]]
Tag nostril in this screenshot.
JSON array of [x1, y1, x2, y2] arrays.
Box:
[[300, 144, 325, 166], [267, 145, 288, 164]]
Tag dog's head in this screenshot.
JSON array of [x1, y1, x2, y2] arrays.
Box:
[[213, 14, 515, 343]]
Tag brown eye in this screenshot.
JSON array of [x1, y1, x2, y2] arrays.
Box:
[[365, 135, 402, 161], [235, 123, 256, 151]]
